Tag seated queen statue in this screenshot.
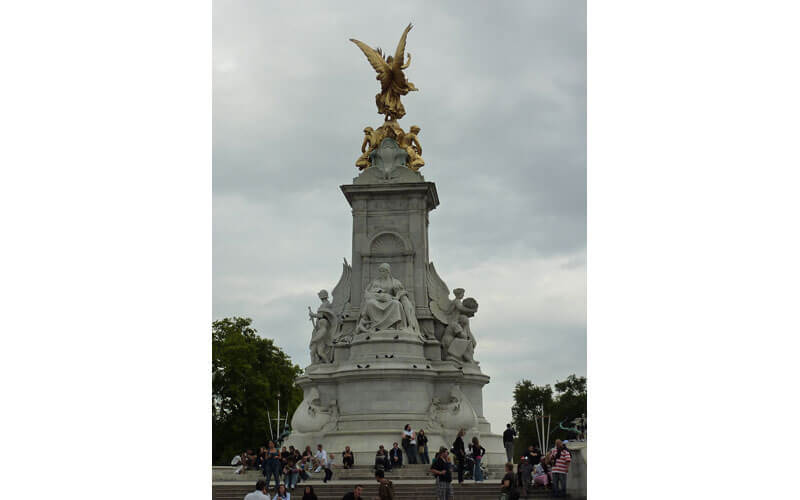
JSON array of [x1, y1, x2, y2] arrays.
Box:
[[357, 263, 420, 335]]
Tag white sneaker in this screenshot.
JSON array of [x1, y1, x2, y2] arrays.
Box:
[[314, 466, 322, 473]]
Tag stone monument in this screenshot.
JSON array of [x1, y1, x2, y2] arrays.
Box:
[[285, 24, 504, 465]]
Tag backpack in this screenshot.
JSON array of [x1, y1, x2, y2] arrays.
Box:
[[379, 479, 395, 500]]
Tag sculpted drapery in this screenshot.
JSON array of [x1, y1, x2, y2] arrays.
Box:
[[358, 263, 419, 334]]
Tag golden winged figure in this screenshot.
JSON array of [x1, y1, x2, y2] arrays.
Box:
[[350, 23, 419, 121]]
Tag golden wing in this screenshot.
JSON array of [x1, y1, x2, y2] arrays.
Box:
[[350, 38, 391, 87], [392, 23, 413, 72]]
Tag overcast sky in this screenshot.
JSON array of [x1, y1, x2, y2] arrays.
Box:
[[213, 0, 586, 432]]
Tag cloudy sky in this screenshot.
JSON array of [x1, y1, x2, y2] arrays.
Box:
[[213, 0, 585, 431]]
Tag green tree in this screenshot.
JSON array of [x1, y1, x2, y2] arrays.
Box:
[[212, 317, 304, 465], [511, 374, 586, 458]]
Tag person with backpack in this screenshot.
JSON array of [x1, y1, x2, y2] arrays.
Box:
[[499, 462, 520, 500], [374, 469, 395, 500], [430, 447, 454, 500]]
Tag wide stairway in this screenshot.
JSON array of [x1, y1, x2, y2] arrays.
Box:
[[212, 464, 570, 499], [212, 481, 555, 500]]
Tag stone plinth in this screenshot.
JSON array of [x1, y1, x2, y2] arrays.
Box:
[[286, 141, 504, 466]]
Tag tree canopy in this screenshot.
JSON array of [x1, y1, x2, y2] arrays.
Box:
[[511, 374, 586, 458], [212, 317, 303, 465]]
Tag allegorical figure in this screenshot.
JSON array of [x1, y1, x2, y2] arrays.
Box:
[[427, 264, 480, 363], [399, 125, 424, 171], [350, 23, 419, 121], [357, 263, 420, 334], [439, 290, 479, 362], [308, 290, 335, 363], [307, 260, 352, 364], [355, 126, 375, 170]]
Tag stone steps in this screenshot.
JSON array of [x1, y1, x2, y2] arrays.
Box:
[[212, 482, 560, 500], [214, 463, 505, 482]]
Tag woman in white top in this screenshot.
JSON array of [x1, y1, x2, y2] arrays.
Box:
[[272, 483, 290, 500], [402, 424, 418, 464]]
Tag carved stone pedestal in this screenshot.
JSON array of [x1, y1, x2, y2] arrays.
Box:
[[286, 140, 504, 466]]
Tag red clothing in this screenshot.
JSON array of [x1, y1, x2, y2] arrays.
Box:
[[549, 448, 571, 474]]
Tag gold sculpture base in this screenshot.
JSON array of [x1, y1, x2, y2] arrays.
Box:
[[356, 119, 425, 172]]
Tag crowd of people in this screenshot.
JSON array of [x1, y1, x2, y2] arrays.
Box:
[[234, 441, 340, 492], [426, 436, 573, 500], [236, 424, 575, 499], [234, 424, 436, 491], [504, 440, 573, 498]]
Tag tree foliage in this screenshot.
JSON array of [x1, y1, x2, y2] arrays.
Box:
[[212, 317, 304, 465], [511, 374, 586, 458]]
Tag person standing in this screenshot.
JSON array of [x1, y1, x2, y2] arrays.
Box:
[[503, 424, 517, 463], [469, 436, 486, 483], [452, 429, 466, 484], [401, 424, 418, 464], [430, 447, 454, 500], [526, 445, 542, 467], [263, 441, 282, 492], [314, 444, 328, 474], [245, 480, 270, 500], [548, 440, 571, 497], [323, 453, 335, 483], [417, 429, 430, 464]]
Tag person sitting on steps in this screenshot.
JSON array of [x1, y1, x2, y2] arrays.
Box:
[[389, 442, 403, 469]]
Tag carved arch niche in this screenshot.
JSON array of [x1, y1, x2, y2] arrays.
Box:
[[361, 231, 415, 297]]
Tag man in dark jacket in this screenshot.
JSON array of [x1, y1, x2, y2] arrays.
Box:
[[389, 442, 403, 469], [526, 445, 541, 467], [503, 424, 517, 463]]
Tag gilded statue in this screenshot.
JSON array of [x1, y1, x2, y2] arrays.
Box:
[[355, 127, 375, 170], [350, 23, 419, 121], [399, 125, 425, 171], [354, 122, 425, 171]]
